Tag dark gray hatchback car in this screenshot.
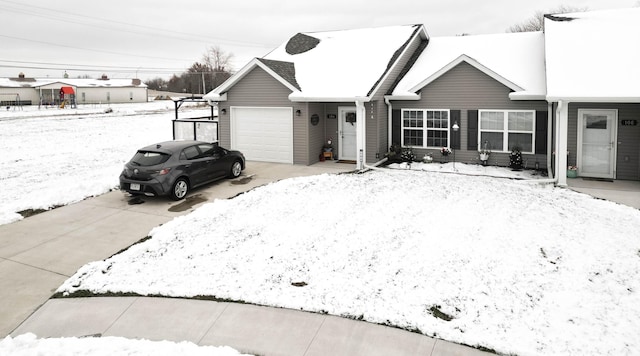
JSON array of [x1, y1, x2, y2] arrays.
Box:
[[119, 140, 245, 200]]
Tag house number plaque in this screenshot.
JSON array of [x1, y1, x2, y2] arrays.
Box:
[[621, 120, 637, 126]]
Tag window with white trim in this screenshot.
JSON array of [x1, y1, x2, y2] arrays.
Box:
[[479, 110, 535, 153], [402, 109, 450, 148]]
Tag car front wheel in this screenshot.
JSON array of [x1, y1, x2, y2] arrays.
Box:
[[228, 160, 242, 178], [171, 178, 189, 200]]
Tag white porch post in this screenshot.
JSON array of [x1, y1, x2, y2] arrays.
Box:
[[556, 100, 569, 186], [356, 100, 366, 170]]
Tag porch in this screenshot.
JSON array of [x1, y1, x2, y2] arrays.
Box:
[[567, 178, 640, 210]]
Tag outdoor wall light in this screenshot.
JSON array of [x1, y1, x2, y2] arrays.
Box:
[[295, 109, 302, 116], [221, 108, 227, 115], [452, 121, 459, 170]]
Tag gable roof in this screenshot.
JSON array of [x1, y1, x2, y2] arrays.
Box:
[[390, 32, 546, 100], [544, 7, 640, 102], [205, 25, 427, 102]]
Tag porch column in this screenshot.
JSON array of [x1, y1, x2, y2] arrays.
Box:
[[355, 100, 366, 170], [556, 100, 569, 186]]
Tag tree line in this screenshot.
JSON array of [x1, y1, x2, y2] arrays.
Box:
[[145, 46, 234, 95]]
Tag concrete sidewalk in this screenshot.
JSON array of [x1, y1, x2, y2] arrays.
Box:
[[11, 297, 492, 356], [3, 162, 637, 355], [0, 160, 497, 355], [0, 161, 354, 337]]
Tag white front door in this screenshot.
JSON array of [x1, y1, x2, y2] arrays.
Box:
[[577, 109, 617, 179], [338, 106, 357, 160]]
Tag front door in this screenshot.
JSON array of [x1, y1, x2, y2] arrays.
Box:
[[577, 109, 617, 179], [338, 106, 357, 161]]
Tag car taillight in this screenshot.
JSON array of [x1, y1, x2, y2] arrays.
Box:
[[158, 168, 171, 175]]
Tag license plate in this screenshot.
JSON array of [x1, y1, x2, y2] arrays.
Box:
[[130, 183, 140, 191]]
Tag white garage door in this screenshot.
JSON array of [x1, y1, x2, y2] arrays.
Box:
[[230, 107, 293, 164]]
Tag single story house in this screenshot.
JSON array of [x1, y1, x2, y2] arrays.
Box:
[[0, 73, 148, 105], [204, 7, 640, 184]]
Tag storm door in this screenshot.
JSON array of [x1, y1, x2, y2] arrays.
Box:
[[577, 109, 617, 179], [338, 106, 357, 160]]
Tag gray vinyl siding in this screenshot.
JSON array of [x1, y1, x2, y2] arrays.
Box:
[[220, 66, 313, 164], [307, 102, 326, 163], [392, 62, 549, 168], [568, 103, 640, 180], [365, 101, 378, 163], [376, 100, 389, 160]]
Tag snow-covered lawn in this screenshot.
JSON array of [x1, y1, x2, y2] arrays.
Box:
[[0, 333, 250, 356], [0, 101, 182, 225], [3, 103, 639, 355], [58, 167, 640, 356]]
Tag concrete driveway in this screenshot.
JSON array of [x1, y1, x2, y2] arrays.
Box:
[[0, 161, 355, 337]]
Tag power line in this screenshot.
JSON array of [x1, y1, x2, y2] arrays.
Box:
[[0, 0, 275, 48], [0, 34, 195, 62], [0, 59, 186, 72]]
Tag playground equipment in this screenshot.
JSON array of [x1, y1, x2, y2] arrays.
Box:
[[0, 93, 23, 110]]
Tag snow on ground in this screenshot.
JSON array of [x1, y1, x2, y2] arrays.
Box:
[[0, 333, 250, 356], [58, 167, 640, 356], [4, 102, 640, 355], [0, 101, 198, 225]]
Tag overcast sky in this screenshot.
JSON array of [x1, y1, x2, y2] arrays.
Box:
[[0, 0, 636, 81]]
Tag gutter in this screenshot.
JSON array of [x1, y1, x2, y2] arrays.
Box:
[[289, 95, 372, 103], [546, 95, 640, 103]]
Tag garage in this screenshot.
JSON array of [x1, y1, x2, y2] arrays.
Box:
[[230, 107, 293, 164]]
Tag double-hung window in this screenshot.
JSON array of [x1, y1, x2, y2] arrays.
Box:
[[402, 109, 450, 148], [479, 110, 535, 153]]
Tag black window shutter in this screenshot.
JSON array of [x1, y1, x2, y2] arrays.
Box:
[[467, 110, 478, 151], [535, 111, 548, 155], [392, 109, 401, 146], [450, 110, 461, 149]]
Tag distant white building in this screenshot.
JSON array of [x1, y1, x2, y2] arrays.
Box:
[[0, 73, 148, 106]]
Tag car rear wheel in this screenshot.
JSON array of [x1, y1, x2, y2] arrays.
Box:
[[228, 160, 242, 178], [171, 178, 189, 200]]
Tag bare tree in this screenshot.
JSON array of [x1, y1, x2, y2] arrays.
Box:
[[203, 45, 234, 72], [507, 5, 588, 32], [202, 46, 234, 90]]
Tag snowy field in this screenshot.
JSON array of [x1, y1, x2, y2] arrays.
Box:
[[0, 101, 204, 225], [3, 103, 640, 355]]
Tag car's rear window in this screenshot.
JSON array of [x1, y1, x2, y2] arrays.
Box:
[[131, 151, 170, 166]]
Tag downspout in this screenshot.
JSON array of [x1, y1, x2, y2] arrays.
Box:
[[547, 102, 555, 181], [385, 97, 393, 153], [556, 100, 569, 186], [356, 100, 366, 170]]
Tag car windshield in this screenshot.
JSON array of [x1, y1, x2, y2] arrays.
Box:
[[130, 151, 170, 166]]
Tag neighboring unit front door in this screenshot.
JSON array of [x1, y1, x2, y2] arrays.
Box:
[[577, 109, 617, 179], [339, 106, 357, 161]]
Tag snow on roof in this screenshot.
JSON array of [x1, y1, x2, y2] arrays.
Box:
[[391, 32, 546, 100], [261, 25, 424, 100], [0, 77, 146, 88], [545, 7, 640, 102]]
